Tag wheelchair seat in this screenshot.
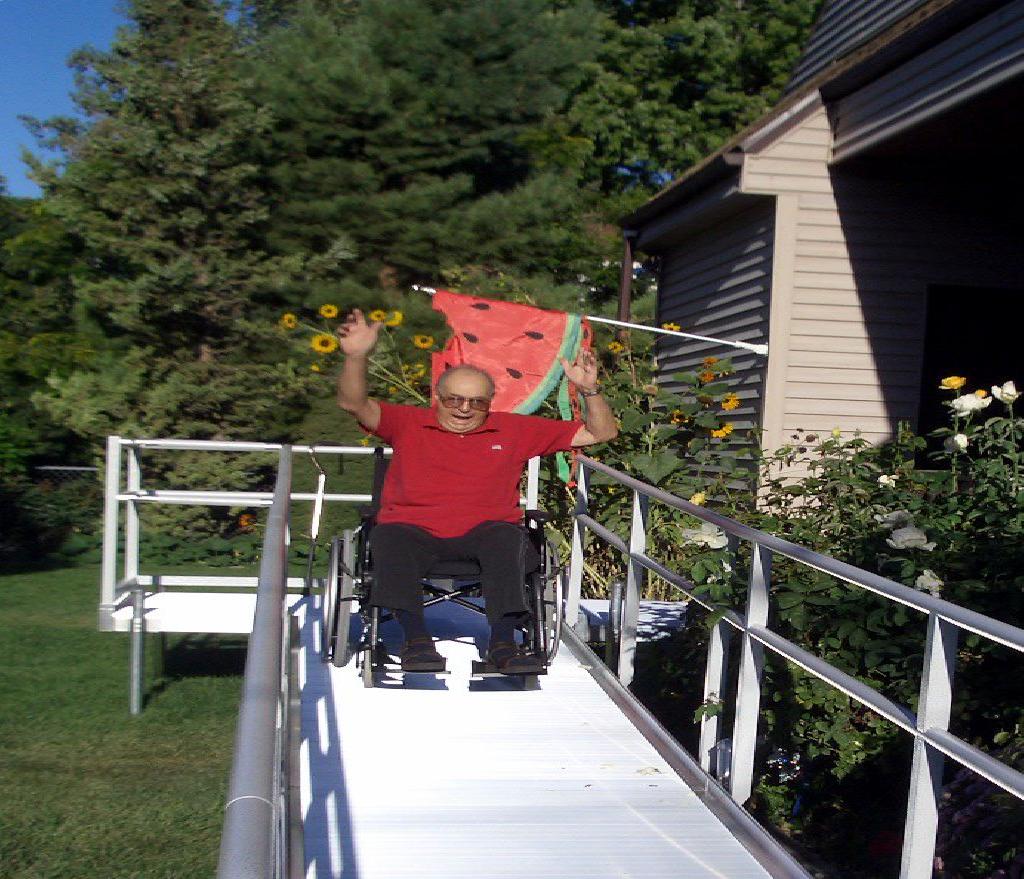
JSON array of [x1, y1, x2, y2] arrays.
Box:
[[423, 559, 484, 579], [321, 447, 565, 686]]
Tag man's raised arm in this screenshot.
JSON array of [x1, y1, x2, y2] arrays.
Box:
[[561, 349, 619, 447], [336, 309, 382, 431]]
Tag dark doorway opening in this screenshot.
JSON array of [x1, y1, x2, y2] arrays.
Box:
[[918, 285, 1022, 454]]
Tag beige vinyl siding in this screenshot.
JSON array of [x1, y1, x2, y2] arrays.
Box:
[[743, 101, 925, 449], [656, 201, 774, 474], [738, 97, 1024, 459]]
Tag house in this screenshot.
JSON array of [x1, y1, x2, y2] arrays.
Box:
[[624, 0, 1024, 465]]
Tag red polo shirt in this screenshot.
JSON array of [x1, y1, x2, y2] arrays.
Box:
[[370, 402, 582, 538]]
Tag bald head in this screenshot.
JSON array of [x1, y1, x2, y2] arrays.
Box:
[[436, 365, 495, 398]]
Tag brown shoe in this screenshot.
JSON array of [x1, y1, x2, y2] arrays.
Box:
[[488, 641, 545, 675], [400, 637, 446, 672]]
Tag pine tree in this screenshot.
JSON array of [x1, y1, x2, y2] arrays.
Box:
[[249, 0, 600, 298], [29, 0, 307, 442], [26, 0, 312, 540]]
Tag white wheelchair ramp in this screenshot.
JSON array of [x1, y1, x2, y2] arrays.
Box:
[[294, 599, 805, 879]]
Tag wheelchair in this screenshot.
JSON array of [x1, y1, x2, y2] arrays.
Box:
[[321, 448, 565, 687]]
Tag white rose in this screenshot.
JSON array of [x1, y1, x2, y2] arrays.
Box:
[[886, 526, 936, 551], [915, 569, 943, 596], [992, 381, 1019, 404], [681, 522, 729, 549], [874, 510, 914, 527], [878, 474, 898, 487], [943, 433, 969, 453], [950, 394, 992, 416]]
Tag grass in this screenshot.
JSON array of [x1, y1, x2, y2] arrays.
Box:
[[0, 563, 245, 878]]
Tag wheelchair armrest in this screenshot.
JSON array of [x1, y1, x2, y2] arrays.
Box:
[[524, 509, 551, 526]]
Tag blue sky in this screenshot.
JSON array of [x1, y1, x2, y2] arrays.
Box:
[[1, 0, 125, 198]]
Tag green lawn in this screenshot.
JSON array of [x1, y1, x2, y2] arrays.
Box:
[[0, 564, 244, 878]]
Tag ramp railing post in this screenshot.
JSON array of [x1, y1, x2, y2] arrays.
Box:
[[899, 612, 958, 879], [617, 490, 648, 686], [125, 443, 141, 584], [99, 435, 122, 630], [730, 541, 771, 804], [130, 585, 146, 715], [700, 618, 732, 776], [566, 463, 589, 629]]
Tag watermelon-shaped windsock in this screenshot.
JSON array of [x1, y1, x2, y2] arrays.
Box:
[[430, 289, 591, 415]]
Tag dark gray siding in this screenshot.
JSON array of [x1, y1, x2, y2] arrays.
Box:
[[656, 202, 774, 456], [831, 2, 1024, 161], [786, 0, 932, 94]]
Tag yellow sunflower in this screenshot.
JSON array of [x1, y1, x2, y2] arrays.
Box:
[[310, 363, 321, 372], [721, 393, 740, 411], [699, 370, 716, 383], [939, 376, 966, 390], [974, 388, 988, 398], [661, 322, 681, 332], [689, 492, 706, 506], [279, 313, 298, 330], [408, 363, 427, 379], [607, 341, 625, 354], [368, 309, 388, 322], [413, 334, 434, 349], [311, 333, 338, 354], [711, 423, 735, 439], [238, 513, 256, 530], [319, 303, 339, 319], [385, 310, 404, 327], [669, 409, 687, 425], [702, 356, 719, 366]]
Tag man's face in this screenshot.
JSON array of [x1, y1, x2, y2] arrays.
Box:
[[434, 371, 493, 433]]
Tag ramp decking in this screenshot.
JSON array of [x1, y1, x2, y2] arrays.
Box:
[[294, 599, 774, 879]]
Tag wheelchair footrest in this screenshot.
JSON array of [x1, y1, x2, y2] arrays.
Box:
[[471, 660, 547, 678]]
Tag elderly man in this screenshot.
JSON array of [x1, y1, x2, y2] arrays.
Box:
[[336, 308, 618, 674]]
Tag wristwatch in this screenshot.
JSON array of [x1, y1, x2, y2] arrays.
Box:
[[578, 386, 601, 398]]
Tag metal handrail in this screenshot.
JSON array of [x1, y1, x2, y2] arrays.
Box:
[[568, 454, 1024, 879], [217, 447, 292, 879], [579, 456, 1024, 651]]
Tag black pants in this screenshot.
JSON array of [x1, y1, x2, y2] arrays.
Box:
[[369, 521, 539, 625]]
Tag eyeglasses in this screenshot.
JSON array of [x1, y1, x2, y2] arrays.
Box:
[[438, 394, 492, 412]]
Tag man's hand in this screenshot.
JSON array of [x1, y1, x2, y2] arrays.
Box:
[[560, 348, 599, 393], [336, 308, 382, 357]]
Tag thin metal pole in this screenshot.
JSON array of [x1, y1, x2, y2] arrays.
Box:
[[99, 435, 122, 630], [730, 542, 771, 804], [585, 315, 769, 355], [617, 231, 636, 325], [130, 586, 145, 715], [566, 464, 589, 630], [617, 490, 648, 686], [900, 613, 958, 879]]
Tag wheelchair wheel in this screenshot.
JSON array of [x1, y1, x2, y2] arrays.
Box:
[[331, 531, 356, 668], [540, 539, 564, 664], [321, 536, 341, 662]]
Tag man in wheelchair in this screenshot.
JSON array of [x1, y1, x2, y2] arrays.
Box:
[[336, 308, 618, 675]]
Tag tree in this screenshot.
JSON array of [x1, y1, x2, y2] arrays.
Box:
[[533, 0, 825, 193], [28, 0, 308, 439], [248, 0, 601, 299], [24, 0, 313, 541]]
